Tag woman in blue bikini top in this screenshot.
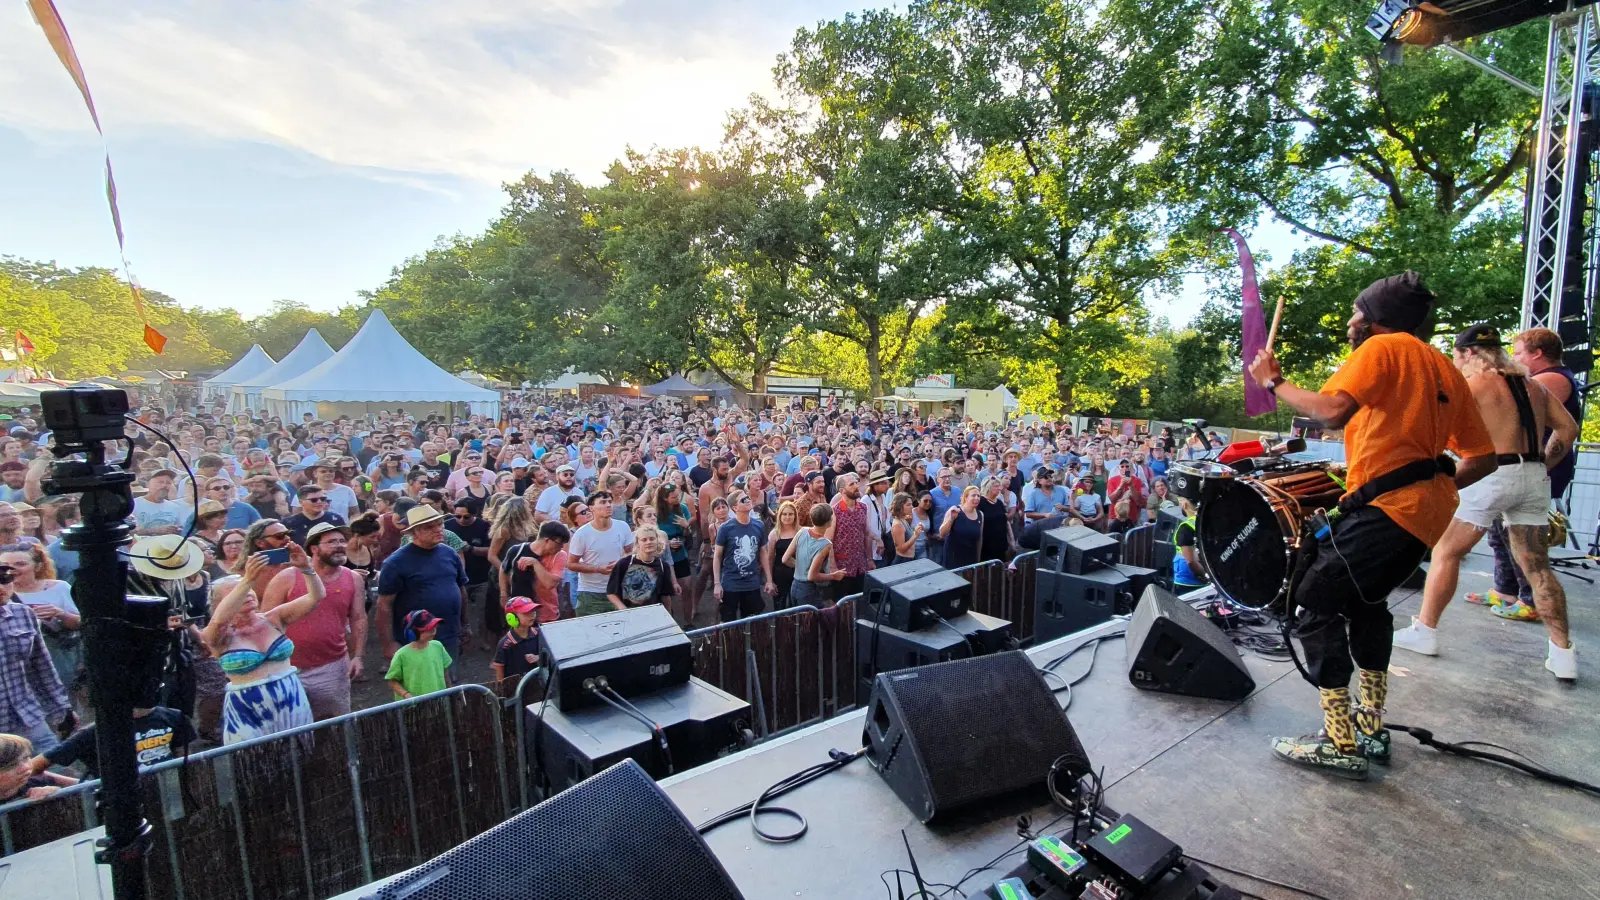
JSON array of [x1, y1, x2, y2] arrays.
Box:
[[203, 543, 325, 686]]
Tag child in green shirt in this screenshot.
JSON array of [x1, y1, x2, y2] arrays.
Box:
[[386, 610, 453, 700]]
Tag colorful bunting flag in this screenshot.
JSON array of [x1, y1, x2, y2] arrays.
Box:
[[1222, 228, 1277, 417], [27, 0, 165, 353]]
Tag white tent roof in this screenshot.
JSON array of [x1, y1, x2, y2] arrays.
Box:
[[535, 370, 607, 391], [233, 330, 335, 389], [205, 345, 275, 389], [262, 310, 499, 404]]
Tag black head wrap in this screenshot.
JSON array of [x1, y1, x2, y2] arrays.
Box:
[[1354, 271, 1433, 335]]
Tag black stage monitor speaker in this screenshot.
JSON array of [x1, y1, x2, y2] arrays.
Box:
[[1040, 524, 1120, 575], [1112, 563, 1160, 610], [1126, 586, 1255, 701], [1035, 568, 1128, 644], [882, 569, 972, 631], [529, 676, 751, 789], [539, 604, 692, 712], [855, 611, 1015, 697], [863, 650, 1091, 823], [361, 759, 745, 900]]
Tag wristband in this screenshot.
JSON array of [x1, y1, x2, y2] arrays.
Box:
[[1267, 376, 1285, 394]]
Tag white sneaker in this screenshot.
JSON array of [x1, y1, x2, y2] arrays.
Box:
[[1546, 640, 1577, 681], [1392, 618, 1439, 656]]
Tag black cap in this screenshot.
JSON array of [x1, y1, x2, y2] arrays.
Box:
[[1454, 324, 1503, 350], [1354, 271, 1433, 335]]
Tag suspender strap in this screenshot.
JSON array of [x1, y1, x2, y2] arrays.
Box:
[[1502, 374, 1544, 459], [1336, 455, 1456, 516]]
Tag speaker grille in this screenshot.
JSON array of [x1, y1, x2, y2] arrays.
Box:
[[364, 760, 744, 900], [884, 651, 1089, 813]]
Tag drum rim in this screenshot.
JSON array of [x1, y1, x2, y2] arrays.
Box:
[[1196, 478, 1301, 611]]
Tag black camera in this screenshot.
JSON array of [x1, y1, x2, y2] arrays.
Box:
[[42, 387, 130, 449]]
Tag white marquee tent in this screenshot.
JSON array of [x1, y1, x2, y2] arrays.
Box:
[[228, 330, 334, 413], [204, 345, 275, 401], [261, 310, 500, 420]]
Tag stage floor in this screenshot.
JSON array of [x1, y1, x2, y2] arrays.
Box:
[[663, 551, 1600, 900]]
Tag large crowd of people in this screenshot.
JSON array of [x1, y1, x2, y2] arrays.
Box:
[[0, 393, 1210, 802]]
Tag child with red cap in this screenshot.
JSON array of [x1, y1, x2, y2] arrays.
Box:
[[492, 597, 541, 685]]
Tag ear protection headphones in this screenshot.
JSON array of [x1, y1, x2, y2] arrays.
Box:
[[403, 626, 417, 643], [505, 611, 519, 629]]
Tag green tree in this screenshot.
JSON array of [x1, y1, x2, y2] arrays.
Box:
[[762, 9, 981, 398], [1168, 1, 1544, 371], [904, 0, 1207, 409]]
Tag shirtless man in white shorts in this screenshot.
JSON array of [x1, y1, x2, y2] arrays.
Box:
[[1394, 324, 1579, 680]]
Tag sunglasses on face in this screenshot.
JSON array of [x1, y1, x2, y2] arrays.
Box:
[[262, 531, 289, 544], [303, 496, 327, 504]]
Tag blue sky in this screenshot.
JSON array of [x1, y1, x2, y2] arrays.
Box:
[[1, 0, 1305, 324]]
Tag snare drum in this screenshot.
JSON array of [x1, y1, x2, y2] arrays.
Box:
[[1167, 460, 1237, 504], [1196, 477, 1306, 610]]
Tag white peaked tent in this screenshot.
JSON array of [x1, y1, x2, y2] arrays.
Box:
[[261, 309, 500, 420], [204, 345, 275, 401], [228, 330, 335, 413]]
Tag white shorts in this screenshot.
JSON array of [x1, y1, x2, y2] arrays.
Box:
[[1454, 461, 1550, 529]]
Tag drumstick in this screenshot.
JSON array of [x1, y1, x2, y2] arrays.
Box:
[[1265, 293, 1286, 355]]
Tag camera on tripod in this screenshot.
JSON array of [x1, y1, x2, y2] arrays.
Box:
[[42, 387, 130, 451]]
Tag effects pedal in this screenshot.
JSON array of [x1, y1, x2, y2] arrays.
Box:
[[1083, 815, 1182, 889], [987, 877, 1037, 900], [1027, 835, 1088, 890]]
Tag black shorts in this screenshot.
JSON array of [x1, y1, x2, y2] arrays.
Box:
[[719, 589, 765, 623], [673, 557, 691, 580]]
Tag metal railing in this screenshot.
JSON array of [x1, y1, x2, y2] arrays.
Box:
[[1, 685, 512, 900]]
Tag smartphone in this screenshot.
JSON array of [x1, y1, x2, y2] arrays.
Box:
[[263, 548, 291, 566]]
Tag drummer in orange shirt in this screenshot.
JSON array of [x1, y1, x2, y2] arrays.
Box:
[[1249, 271, 1497, 780]]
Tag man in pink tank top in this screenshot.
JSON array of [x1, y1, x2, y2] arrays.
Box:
[[262, 522, 369, 720]]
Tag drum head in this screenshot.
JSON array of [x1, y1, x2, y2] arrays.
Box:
[[1197, 481, 1294, 610]]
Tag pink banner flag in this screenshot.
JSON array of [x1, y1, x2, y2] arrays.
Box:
[[1223, 228, 1277, 417]]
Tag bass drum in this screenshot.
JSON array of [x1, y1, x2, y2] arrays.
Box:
[[1196, 478, 1305, 610]]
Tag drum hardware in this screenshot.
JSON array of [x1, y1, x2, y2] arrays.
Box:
[[1194, 462, 1342, 612]]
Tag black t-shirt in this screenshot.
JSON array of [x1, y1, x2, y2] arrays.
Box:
[[417, 459, 451, 489], [605, 554, 675, 607], [445, 517, 492, 584], [513, 475, 535, 496], [494, 630, 541, 681], [688, 465, 713, 490], [501, 542, 537, 600], [47, 707, 195, 778], [282, 511, 346, 546]]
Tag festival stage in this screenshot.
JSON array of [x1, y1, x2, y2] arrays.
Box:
[[6, 553, 1596, 900], [663, 554, 1599, 900]]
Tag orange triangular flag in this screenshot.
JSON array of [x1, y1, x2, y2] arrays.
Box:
[[144, 324, 167, 354]]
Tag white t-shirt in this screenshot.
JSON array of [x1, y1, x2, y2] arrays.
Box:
[[133, 496, 190, 533], [18, 580, 78, 616], [535, 485, 584, 520], [568, 520, 635, 593], [304, 483, 360, 521]]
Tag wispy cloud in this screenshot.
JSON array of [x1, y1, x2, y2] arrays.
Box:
[[0, 0, 862, 183]]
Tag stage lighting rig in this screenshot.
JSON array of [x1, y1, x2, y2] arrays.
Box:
[[1367, 0, 1596, 47]]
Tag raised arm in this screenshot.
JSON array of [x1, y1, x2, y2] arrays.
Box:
[[265, 543, 324, 628]]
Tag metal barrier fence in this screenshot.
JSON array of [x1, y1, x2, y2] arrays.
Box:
[[0, 685, 512, 900]]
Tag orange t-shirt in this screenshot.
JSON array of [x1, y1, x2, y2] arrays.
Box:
[[1321, 333, 1494, 546]]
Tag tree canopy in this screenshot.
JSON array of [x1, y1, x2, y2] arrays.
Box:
[[6, 0, 1553, 426]]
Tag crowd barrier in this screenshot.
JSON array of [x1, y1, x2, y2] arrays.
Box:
[[0, 685, 512, 900]]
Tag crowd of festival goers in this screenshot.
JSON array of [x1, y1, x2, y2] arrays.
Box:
[[2, 394, 1220, 805]]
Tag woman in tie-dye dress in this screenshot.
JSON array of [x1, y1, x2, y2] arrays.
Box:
[[203, 543, 324, 745]]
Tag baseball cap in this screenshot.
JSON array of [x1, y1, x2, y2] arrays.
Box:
[[511, 457, 531, 468], [556, 464, 575, 474], [505, 596, 538, 617], [0, 461, 24, 473], [403, 609, 441, 633], [1454, 324, 1503, 350]]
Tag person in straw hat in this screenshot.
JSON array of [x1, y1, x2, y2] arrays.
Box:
[[376, 504, 468, 679]]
